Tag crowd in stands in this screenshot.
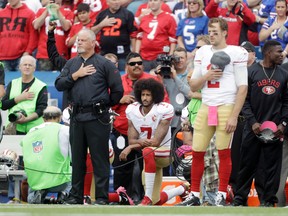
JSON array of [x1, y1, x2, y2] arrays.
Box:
[[1, 0, 288, 208]]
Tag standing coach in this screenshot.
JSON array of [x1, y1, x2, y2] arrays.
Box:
[[55, 29, 123, 205]]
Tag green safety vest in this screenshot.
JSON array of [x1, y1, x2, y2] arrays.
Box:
[[21, 123, 71, 190], [8, 78, 46, 133], [187, 97, 202, 125]]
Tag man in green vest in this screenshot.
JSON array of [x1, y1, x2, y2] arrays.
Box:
[[1, 55, 48, 134], [22, 106, 71, 204]]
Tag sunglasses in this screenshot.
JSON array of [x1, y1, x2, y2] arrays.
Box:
[[128, 61, 143, 66]]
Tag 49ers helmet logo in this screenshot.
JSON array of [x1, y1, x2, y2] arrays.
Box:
[[262, 86, 276, 95]]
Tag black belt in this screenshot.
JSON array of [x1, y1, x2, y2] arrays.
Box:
[[76, 106, 94, 113]]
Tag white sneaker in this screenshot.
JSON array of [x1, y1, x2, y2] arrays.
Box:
[[215, 192, 226, 206]]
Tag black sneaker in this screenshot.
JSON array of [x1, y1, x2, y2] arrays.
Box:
[[175, 192, 200, 206], [231, 200, 243, 207], [94, 199, 108, 205], [63, 195, 83, 205], [263, 202, 275, 207], [57, 192, 68, 204]]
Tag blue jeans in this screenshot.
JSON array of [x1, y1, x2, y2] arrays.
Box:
[[202, 184, 218, 205]]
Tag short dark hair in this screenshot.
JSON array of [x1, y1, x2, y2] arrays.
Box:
[[134, 78, 165, 104], [262, 40, 282, 56], [126, 52, 143, 63], [77, 3, 90, 13]]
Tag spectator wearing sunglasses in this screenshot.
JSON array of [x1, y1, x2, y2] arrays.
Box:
[[111, 52, 169, 203], [176, 0, 208, 60]]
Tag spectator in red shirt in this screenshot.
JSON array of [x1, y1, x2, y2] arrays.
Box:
[[0, 0, 38, 71], [72, 0, 108, 23], [66, 3, 95, 58], [33, 0, 74, 71], [134, 0, 172, 25], [205, 0, 256, 45], [135, 0, 177, 71]]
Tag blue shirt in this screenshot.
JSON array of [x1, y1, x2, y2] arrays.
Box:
[[262, 15, 288, 49], [176, 16, 208, 52]]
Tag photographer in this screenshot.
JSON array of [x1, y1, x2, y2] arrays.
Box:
[[22, 106, 71, 204], [1, 55, 48, 135], [153, 47, 191, 176], [154, 47, 191, 132]]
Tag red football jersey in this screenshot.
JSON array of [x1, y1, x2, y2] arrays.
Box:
[[137, 12, 177, 61], [66, 21, 95, 58], [34, 7, 74, 59]]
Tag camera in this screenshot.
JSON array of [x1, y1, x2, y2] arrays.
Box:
[[8, 110, 27, 122], [156, 54, 180, 78]]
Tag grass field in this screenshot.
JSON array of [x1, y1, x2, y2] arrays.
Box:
[[0, 205, 288, 216]]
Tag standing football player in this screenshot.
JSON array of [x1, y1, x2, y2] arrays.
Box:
[[177, 17, 248, 206]]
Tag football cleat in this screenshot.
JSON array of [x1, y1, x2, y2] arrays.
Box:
[[175, 192, 200, 206]]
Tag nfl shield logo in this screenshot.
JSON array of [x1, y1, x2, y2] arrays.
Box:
[[32, 141, 43, 153]]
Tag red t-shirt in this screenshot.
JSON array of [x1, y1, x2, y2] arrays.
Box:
[[137, 12, 177, 60], [205, 0, 256, 45], [34, 7, 74, 59]]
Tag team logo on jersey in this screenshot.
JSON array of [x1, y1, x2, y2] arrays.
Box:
[[262, 86, 276, 95], [32, 141, 43, 153], [152, 115, 157, 122]]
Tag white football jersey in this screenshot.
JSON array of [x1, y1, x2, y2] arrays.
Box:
[[126, 102, 174, 148], [192, 45, 248, 106]]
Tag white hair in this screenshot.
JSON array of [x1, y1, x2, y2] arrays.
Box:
[[78, 29, 96, 41], [19, 55, 37, 67]]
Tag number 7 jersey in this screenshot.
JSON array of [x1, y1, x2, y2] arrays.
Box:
[[137, 12, 177, 61], [126, 102, 174, 148]]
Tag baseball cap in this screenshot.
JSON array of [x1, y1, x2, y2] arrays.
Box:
[[241, 41, 255, 53], [77, 3, 90, 13]]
